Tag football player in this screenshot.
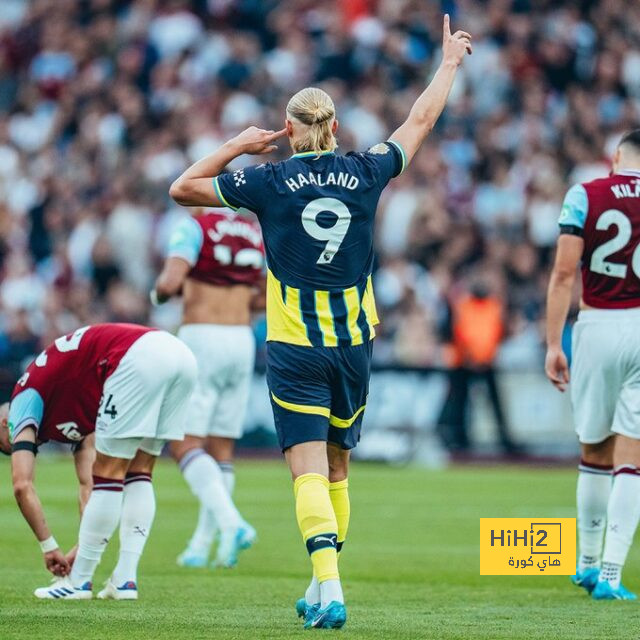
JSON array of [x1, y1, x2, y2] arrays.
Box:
[[168, 14, 471, 629], [152, 208, 264, 568], [546, 129, 640, 600], [0, 323, 196, 600]]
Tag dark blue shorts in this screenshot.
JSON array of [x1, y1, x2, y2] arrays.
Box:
[[266, 340, 373, 451]]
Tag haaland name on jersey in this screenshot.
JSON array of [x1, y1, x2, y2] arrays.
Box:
[[285, 170, 360, 193]]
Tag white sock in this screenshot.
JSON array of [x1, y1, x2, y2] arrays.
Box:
[[320, 578, 343, 608], [600, 561, 622, 589], [111, 472, 156, 586], [576, 460, 612, 571], [219, 461, 235, 495], [180, 449, 242, 532], [600, 467, 640, 588], [70, 477, 123, 587], [305, 574, 320, 605], [188, 504, 217, 554]]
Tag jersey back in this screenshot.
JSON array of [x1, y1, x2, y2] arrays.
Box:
[[168, 211, 264, 287], [214, 142, 406, 346], [9, 324, 153, 445], [570, 172, 640, 308]]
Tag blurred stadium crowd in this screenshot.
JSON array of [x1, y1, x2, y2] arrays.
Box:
[[0, 0, 639, 390]]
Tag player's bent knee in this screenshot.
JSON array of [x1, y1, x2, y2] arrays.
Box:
[[327, 445, 349, 482], [128, 449, 157, 474], [581, 436, 615, 466], [170, 436, 206, 463], [207, 436, 235, 462], [93, 451, 131, 480], [286, 441, 330, 480]]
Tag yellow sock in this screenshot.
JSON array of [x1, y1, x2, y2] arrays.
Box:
[[294, 473, 339, 582], [329, 479, 350, 555]]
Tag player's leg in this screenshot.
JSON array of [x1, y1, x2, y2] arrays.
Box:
[[171, 327, 220, 565], [208, 436, 236, 494], [301, 445, 350, 614], [286, 441, 343, 621], [35, 447, 135, 600], [569, 314, 619, 594], [206, 344, 256, 567], [170, 435, 219, 566], [161, 342, 251, 569], [593, 435, 640, 599], [267, 340, 345, 628], [99, 448, 159, 599], [328, 444, 350, 557], [66, 447, 135, 594], [594, 364, 640, 600], [573, 438, 613, 592]]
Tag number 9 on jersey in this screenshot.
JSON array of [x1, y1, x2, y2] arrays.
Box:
[[301, 197, 352, 265]]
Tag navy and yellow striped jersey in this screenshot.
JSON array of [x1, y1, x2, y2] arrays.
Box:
[[214, 140, 406, 347]]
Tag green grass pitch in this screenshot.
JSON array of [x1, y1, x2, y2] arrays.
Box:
[[1, 457, 640, 639]]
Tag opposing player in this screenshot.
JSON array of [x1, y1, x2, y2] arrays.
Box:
[[169, 15, 471, 628], [0, 323, 196, 600], [546, 129, 640, 600], [152, 208, 264, 568]]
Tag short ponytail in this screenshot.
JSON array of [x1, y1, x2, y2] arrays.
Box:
[[286, 87, 337, 154]]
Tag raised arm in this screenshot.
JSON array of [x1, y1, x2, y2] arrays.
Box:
[[12, 427, 70, 576], [169, 127, 287, 207], [390, 14, 471, 165]]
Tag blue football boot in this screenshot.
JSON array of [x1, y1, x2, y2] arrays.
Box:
[[212, 521, 256, 568], [296, 598, 320, 625], [592, 580, 637, 601], [304, 601, 347, 629], [177, 547, 209, 568], [571, 567, 600, 594]]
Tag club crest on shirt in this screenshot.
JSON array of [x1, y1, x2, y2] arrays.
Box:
[[368, 143, 390, 155]]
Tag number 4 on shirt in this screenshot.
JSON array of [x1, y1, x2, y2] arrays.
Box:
[[100, 393, 118, 420]]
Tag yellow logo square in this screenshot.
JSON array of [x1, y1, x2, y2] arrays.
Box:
[[479, 518, 576, 575]]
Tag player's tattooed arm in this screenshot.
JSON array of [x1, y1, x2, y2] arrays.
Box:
[[545, 234, 584, 392], [11, 427, 70, 576], [390, 14, 471, 166], [169, 127, 286, 207]]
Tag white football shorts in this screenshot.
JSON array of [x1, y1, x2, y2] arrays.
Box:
[[571, 308, 640, 444], [95, 330, 197, 459], [177, 323, 255, 440]]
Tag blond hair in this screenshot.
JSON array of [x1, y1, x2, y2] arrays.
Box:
[[286, 87, 337, 154]]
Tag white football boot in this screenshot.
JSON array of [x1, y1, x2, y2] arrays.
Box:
[[34, 577, 93, 600], [97, 578, 139, 600], [212, 521, 257, 568]]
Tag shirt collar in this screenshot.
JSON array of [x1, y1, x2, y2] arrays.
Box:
[[617, 169, 640, 177], [291, 150, 335, 159]]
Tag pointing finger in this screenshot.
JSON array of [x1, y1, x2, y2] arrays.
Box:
[[267, 128, 288, 141], [443, 13, 451, 39]]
